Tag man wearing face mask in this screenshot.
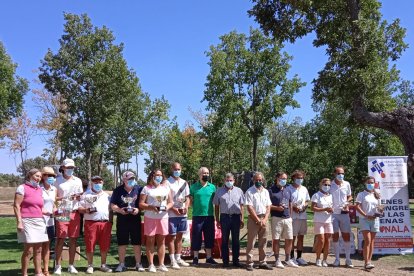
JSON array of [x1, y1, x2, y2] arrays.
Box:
[[287, 170, 310, 266], [78, 176, 112, 274], [213, 173, 245, 268], [330, 165, 353, 268], [110, 171, 145, 272], [189, 167, 218, 266], [270, 172, 298, 269], [244, 172, 272, 271], [166, 162, 190, 269], [54, 158, 83, 275]]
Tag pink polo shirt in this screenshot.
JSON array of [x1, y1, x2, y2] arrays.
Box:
[[16, 183, 44, 218]]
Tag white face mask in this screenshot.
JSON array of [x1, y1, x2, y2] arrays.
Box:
[[225, 181, 234, 188]]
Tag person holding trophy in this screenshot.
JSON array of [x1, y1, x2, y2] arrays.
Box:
[[329, 165, 353, 268], [54, 158, 83, 275], [355, 176, 381, 270], [287, 170, 310, 266], [110, 171, 144, 272], [166, 162, 190, 269], [139, 169, 173, 273], [40, 166, 58, 276], [311, 178, 334, 267], [269, 172, 297, 268], [78, 176, 112, 274]]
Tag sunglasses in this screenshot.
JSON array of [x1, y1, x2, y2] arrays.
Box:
[[322, 184, 331, 187], [44, 174, 55, 177]]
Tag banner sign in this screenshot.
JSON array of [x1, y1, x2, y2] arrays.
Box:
[[368, 156, 413, 254]]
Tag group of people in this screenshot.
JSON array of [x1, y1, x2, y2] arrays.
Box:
[[14, 160, 381, 275]]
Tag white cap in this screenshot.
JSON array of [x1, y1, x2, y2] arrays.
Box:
[[61, 158, 75, 167]]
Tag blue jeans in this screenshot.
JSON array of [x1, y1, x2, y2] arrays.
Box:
[[220, 214, 241, 264]]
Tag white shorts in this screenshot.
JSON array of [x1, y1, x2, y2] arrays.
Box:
[[292, 219, 307, 236], [271, 217, 293, 240]]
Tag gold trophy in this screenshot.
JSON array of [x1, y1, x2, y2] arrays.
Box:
[[155, 195, 167, 213], [121, 195, 136, 213], [84, 195, 98, 213]]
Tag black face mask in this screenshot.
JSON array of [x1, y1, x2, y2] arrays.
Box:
[[202, 175, 209, 182]]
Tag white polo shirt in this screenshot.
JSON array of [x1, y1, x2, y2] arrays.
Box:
[[244, 185, 271, 216], [311, 191, 333, 223], [141, 184, 171, 220], [80, 189, 111, 221], [41, 184, 57, 226], [287, 184, 310, 220], [329, 180, 352, 214], [56, 175, 83, 211], [167, 176, 190, 218], [356, 190, 380, 217]]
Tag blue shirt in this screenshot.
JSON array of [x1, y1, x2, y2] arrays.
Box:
[[110, 184, 143, 222], [269, 185, 291, 218]]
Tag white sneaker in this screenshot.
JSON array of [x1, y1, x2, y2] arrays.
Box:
[[136, 263, 145, 272], [159, 265, 169, 272], [274, 259, 285, 269], [286, 259, 299, 268], [315, 259, 322, 267], [346, 259, 354, 268], [177, 258, 190, 267], [100, 264, 112, 273], [115, 263, 127, 272], [365, 263, 375, 269], [68, 265, 78, 274], [171, 261, 180, 269], [332, 259, 340, 267], [86, 266, 94, 274], [53, 265, 62, 275], [296, 258, 308, 265], [322, 260, 328, 267], [148, 264, 157, 273]]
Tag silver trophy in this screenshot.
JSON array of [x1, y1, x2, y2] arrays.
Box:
[[84, 195, 98, 213], [281, 198, 289, 208], [293, 199, 304, 212], [374, 204, 385, 217], [155, 195, 167, 213], [121, 195, 136, 213], [56, 197, 72, 222], [175, 194, 186, 214], [340, 202, 349, 214]]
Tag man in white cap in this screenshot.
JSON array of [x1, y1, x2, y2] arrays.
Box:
[[110, 171, 145, 272], [54, 158, 83, 275]]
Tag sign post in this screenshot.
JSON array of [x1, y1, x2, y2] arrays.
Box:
[[367, 156, 413, 254]]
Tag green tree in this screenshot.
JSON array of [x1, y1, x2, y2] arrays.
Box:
[[249, 0, 414, 184], [203, 28, 305, 171], [17, 156, 50, 177], [39, 13, 146, 180], [0, 42, 28, 130]]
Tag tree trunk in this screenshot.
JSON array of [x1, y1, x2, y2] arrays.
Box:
[[252, 135, 258, 171], [86, 151, 92, 181], [97, 152, 103, 175]]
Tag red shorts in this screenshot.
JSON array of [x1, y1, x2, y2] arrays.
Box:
[[56, 212, 81, 238], [84, 220, 112, 253]]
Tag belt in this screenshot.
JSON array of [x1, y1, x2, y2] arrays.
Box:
[[86, 219, 109, 222], [221, 213, 241, 217]]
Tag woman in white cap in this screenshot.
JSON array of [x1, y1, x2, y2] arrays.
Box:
[[40, 166, 58, 276], [14, 168, 49, 276]]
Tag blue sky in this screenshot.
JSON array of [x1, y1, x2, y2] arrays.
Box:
[[1, 1, 413, 179]]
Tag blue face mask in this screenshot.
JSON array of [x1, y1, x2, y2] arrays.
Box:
[[65, 169, 74, 177], [366, 183, 375, 191], [336, 174, 344, 181], [295, 179, 303, 186], [46, 177, 56, 185], [93, 183, 103, 192], [30, 180, 39, 187], [225, 181, 234, 188], [127, 179, 136, 187], [279, 179, 287, 187], [322, 185, 330, 193], [154, 176, 163, 184], [173, 171, 181, 177]]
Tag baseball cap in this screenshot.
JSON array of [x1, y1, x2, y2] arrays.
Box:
[[91, 175, 103, 181], [122, 171, 135, 181], [61, 158, 75, 167]]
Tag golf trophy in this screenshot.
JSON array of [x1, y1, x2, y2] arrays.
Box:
[[84, 194, 98, 213], [155, 195, 167, 213], [374, 203, 385, 218], [175, 194, 187, 215], [293, 199, 304, 212], [281, 198, 289, 209], [340, 201, 349, 214], [55, 197, 72, 222], [121, 195, 136, 213]]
